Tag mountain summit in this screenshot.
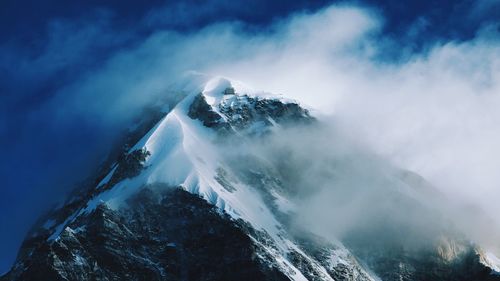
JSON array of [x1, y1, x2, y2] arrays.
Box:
[[2, 77, 499, 281]]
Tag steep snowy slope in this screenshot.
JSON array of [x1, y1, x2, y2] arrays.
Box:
[[2, 76, 499, 281]]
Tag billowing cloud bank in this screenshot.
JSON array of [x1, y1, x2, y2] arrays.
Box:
[[65, 4, 499, 224]]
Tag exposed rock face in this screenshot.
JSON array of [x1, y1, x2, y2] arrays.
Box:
[[340, 191, 499, 281], [3, 80, 500, 281], [2, 187, 289, 281], [345, 229, 497, 281], [188, 90, 313, 136], [188, 94, 226, 129]]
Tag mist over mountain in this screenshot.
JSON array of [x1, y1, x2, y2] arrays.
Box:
[[1, 0, 499, 279], [2, 75, 500, 280]]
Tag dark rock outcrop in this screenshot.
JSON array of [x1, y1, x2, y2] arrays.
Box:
[[188, 90, 313, 136], [2, 187, 289, 281]]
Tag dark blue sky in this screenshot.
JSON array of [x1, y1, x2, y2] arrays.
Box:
[[0, 0, 498, 274]]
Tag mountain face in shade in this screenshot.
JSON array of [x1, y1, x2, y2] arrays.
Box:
[[2, 77, 500, 281]]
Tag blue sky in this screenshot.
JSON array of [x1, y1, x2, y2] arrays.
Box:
[[0, 0, 499, 274]]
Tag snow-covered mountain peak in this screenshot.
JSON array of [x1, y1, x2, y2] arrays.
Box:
[[185, 77, 313, 139], [4, 76, 500, 281]]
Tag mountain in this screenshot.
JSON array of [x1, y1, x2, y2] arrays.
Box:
[[2, 76, 500, 281]]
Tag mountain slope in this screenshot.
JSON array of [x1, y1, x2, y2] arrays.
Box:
[[2, 77, 499, 281]]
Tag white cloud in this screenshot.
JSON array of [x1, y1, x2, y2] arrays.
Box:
[[46, 1, 500, 245], [197, 5, 500, 228]]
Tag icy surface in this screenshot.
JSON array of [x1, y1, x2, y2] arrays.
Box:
[[482, 251, 500, 275]]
